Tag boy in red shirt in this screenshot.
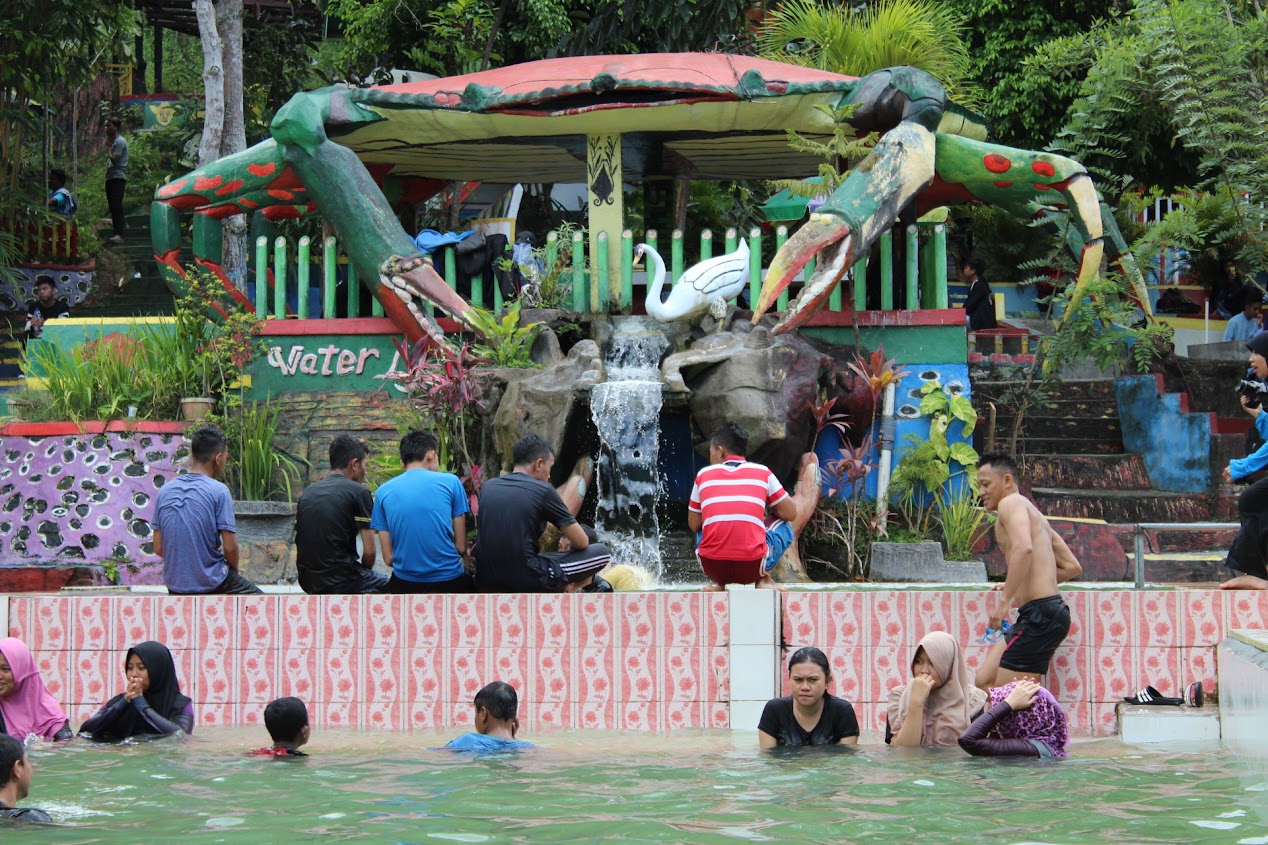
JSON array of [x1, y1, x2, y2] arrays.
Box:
[[689, 423, 817, 590]]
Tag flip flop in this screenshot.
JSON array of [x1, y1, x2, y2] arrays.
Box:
[[1185, 681, 1204, 707], [1123, 685, 1182, 706]]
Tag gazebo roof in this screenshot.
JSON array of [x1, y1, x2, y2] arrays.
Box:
[[321, 54, 866, 183]]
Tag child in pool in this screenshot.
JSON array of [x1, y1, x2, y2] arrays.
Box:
[[250, 697, 310, 757], [444, 682, 534, 752], [958, 679, 1068, 758]]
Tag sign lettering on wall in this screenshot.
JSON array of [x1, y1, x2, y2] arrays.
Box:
[[249, 335, 406, 396]]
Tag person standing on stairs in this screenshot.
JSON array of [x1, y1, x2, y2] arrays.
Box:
[[1220, 333, 1268, 590], [105, 116, 129, 244], [973, 450, 1082, 691]]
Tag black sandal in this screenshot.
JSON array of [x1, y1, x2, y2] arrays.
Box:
[[1123, 685, 1182, 706]]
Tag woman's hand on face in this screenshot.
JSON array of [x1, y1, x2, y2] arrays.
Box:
[[1003, 680, 1040, 711], [909, 673, 936, 705], [124, 677, 142, 702]]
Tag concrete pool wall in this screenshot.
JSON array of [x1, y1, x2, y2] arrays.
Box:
[[3, 587, 1261, 738]]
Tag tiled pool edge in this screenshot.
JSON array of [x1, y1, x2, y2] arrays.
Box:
[[6, 587, 1262, 736], [1218, 630, 1268, 761]]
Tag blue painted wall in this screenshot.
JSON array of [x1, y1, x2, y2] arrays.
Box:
[[1115, 374, 1211, 493]]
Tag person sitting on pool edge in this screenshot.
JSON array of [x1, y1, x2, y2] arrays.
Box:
[[688, 422, 821, 591], [443, 682, 535, 752], [958, 679, 1069, 758], [758, 647, 859, 748], [250, 697, 310, 758], [0, 733, 52, 822]]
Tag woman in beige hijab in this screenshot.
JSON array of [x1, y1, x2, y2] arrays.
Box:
[[887, 631, 987, 746]]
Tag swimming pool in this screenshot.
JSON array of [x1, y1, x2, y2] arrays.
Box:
[[21, 729, 1268, 843]]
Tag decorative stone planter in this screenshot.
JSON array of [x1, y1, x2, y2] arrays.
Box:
[[869, 541, 988, 583], [233, 501, 296, 584]]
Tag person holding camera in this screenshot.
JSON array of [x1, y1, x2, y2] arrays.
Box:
[[1222, 333, 1268, 589]]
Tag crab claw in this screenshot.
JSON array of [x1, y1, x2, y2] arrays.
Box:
[[753, 213, 855, 333], [380, 254, 476, 345]]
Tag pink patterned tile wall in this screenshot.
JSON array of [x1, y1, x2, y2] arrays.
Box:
[[7, 592, 730, 732], [780, 589, 1262, 737]]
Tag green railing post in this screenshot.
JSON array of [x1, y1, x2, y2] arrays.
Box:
[[470, 244, 484, 309], [544, 233, 558, 305], [671, 229, 684, 285], [850, 256, 865, 311], [934, 223, 948, 309], [620, 229, 634, 311], [444, 247, 457, 290], [747, 227, 761, 308], [494, 245, 504, 313], [880, 229, 894, 311], [571, 231, 585, 313], [905, 224, 920, 309], [322, 236, 337, 319], [347, 261, 360, 318], [595, 231, 609, 313], [700, 228, 713, 262], [724, 227, 737, 255], [272, 236, 287, 319], [296, 236, 311, 319], [775, 225, 789, 312], [645, 229, 658, 258], [255, 236, 268, 319]]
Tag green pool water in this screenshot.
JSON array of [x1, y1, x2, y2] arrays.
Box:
[[17, 729, 1268, 844]]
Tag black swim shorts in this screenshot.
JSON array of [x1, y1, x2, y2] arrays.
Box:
[[999, 595, 1071, 675]]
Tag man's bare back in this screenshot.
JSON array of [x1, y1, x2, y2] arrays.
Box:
[[975, 454, 1081, 691]]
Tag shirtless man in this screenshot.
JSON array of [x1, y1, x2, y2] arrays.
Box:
[[974, 450, 1082, 690]]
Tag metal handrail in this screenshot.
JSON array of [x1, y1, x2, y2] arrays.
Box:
[[1132, 521, 1237, 588]]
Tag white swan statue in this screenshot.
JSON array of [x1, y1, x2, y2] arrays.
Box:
[[637, 238, 750, 323]]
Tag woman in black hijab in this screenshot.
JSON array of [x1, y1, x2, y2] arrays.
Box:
[[79, 641, 193, 741]]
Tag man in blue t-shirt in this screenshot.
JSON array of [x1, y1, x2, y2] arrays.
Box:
[[443, 682, 534, 753], [153, 425, 262, 595], [370, 430, 472, 593]]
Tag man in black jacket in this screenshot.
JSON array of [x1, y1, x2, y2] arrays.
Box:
[[962, 256, 998, 331]]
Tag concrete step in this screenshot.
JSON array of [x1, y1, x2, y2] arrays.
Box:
[[1118, 702, 1219, 743], [1032, 487, 1216, 523], [1026, 454, 1152, 491]]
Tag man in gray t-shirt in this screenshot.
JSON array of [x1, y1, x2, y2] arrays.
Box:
[[104, 116, 129, 243]]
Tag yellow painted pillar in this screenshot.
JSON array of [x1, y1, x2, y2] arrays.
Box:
[[587, 133, 624, 313]]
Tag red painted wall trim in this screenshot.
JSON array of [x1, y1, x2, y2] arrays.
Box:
[[14, 261, 96, 271], [258, 317, 463, 336], [0, 421, 188, 437], [802, 308, 967, 328]]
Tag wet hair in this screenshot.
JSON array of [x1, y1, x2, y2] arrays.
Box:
[[710, 422, 749, 457], [329, 434, 368, 470], [34, 274, 56, 291], [399, 430, 438, 465], [107, 116, 122, 130], [263, 696, 309, 744], [49, 168, 66, 188], [512, 434, 554, 467], [474, 681, 519, 722], [787, 646, 831, 678], [976, 449, 1018, 478], [190, 424, 228, 463], [964, 256, 986, 277], [0, 734, 25, 788]]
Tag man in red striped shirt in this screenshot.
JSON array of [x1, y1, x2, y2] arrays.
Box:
[[689, 423, 805, 590]]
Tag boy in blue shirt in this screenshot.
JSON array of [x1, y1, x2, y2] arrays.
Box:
[[444, 682, 534, 752], [371, 430, 472, 593]]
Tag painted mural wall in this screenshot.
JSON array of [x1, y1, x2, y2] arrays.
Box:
[[0, 430, 178, 583], [0, 266, 95, 313]]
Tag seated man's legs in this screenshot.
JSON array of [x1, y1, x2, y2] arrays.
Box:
[[213, 569, 264, 595], [386, 573, 474, 594], [541, 542, 611, 593], [358, 567, 390, 594], [1222, 477, 1268, 588]]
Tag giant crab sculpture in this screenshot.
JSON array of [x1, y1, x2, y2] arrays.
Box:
[[151, 59, 1147, 342]]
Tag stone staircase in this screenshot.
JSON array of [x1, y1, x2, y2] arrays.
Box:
[[78, 212, 174, 318], [973, 376, 1230, 582]]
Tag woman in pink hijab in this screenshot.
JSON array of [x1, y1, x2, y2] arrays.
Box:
[[0, 638, 71, 742], [887, 631, 987, 746]]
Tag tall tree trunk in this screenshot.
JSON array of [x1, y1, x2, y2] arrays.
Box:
[[195, 0, 224, 167], [217, 0, 248, 289]]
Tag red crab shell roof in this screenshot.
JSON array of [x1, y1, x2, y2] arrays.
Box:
[[331, 54, 865, 183]]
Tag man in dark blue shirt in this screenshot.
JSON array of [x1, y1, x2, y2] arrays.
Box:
[[0, 734, 51, 823]]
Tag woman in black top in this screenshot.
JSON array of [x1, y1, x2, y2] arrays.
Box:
[[79, 641, 194, 741], [758, 647, 859, 748]]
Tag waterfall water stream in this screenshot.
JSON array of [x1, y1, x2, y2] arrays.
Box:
[[589, 317, 670, 578]]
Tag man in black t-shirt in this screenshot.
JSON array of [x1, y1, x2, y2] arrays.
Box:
[[24, 276, 70, 340], [0, 735, 51, 823], [475, 434, 611, 593], [295, 435, 389, 594]]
